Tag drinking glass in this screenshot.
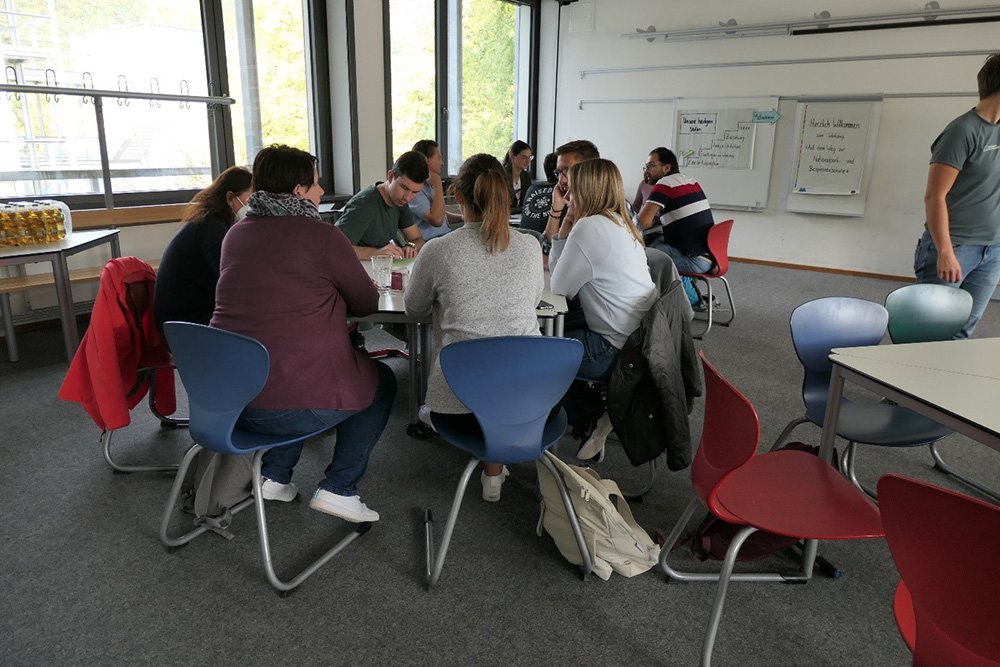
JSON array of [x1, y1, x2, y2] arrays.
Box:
[[370, 255, 393, 292]]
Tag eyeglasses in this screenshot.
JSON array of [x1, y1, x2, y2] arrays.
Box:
[[643, 162, 664, 171], [517, 154, 534, 161], [554, 168, 568, 179]]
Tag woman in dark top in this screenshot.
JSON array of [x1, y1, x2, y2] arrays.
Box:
[[153, 166, 252, 332], [502, 139, 533, 212]]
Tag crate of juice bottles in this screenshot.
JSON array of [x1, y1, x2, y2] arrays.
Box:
[[0, 200, 72, 246]]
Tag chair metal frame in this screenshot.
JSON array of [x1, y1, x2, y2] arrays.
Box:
[[158, 322, 370, 595], [772, 296, 950, 500], [423, 336, 594, 588], [883, 283, 999, 503], [679, 219, 736, 338], [102, 365, 187, 473], [661, 352, 883, 667]]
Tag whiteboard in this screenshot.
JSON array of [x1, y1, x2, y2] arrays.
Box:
[[786, 99, 883, 216], [672, 96, 779, 211]]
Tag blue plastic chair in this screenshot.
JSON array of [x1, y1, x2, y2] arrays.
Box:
[[424, 336, 593, 587], [884, 284, 998, 502], [158, 322, 371, 595], [771, 297, 951, 499]]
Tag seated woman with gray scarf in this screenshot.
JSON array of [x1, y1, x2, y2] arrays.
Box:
[[211, 144, 396, 524]]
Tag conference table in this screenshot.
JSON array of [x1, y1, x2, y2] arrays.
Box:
[[819, 338, 1000, 462], [357, 257, 568, 435], [0, 228, 121, 361]]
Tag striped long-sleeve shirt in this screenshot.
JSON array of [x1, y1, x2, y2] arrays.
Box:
[[646, 173, 714, 257]]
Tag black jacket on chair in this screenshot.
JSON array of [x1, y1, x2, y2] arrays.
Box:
[[606, 279, 702, 470]]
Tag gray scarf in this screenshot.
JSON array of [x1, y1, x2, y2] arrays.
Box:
[[247, 191, 322, 220]]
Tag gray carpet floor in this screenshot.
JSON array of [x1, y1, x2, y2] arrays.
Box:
[[2, 261, 998, 667]]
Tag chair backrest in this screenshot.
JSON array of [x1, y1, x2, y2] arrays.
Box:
[[705, 219, 734, 276], [163, 322, 270, 455], [691, 351, 760, 519], [878, 474, 1000, 666], [884, 283, 973, 344], [439, 336, 583, 464], [789, 297, 888, 412]]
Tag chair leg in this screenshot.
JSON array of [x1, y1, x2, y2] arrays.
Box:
[[159, 444, 255, 548], [102, 428, 179, 473], [620, 458, 656, 501], [929, 441, 1000, 503], [689, 277, 713, 339], [147, 370, 188, 427], [769, 416, 810, 452], [1, 292, 18, 362], [700, 525, 760, 667], [843, 441, 878, 501], [252, 451, 371, 595], [660, 495, 812, 584], [714, 277, 735, 326], [425, 457, 480, 589], [540, 453, 595, 581]]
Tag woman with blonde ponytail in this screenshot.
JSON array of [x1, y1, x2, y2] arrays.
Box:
[[405, 153, 544, 502]]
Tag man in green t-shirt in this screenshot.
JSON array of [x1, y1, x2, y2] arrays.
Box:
[[915, 52, 1000, 338], [337, 151, 429, 260]]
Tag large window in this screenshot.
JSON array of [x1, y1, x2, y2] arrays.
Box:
[[0, 0, 330, 207], [387, 0, 535, 174]]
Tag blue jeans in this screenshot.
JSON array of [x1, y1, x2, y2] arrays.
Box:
[[238, 361, 397, 496], [561, 319, 619, 431], [648, 241, 711, 305], [913, 229, 1000, 339]]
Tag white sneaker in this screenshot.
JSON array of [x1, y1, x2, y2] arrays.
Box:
[[576, 412, 612, 462], [260, 478, 298, 502], [481, 466, 510, 502], [309, 489, 380, 522]]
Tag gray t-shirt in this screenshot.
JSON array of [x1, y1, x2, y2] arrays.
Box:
[[403, 224, 544, 413], [336, 183, 415, 247], [929, 109, 1000, 245]]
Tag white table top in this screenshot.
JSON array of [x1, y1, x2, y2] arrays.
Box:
[[0, 228, 119, 260], [831, 338, 1000, 445]]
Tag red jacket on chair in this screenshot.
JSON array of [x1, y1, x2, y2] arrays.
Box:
[[59, 256, 176, 431]]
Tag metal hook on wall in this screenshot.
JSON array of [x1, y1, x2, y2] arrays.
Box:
[[117, 74, 130, 106], [179, 79, 190, 109], [45, 69, 59, 102], [149, 78, 160, 108], [82, 72, 94, 104], [5, 66, 19, 100]]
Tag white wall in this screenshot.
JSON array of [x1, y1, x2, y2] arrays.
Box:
[[536, 0, 998, 278]]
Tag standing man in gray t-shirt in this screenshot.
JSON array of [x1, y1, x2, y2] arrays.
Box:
[[915, 52, 1000, 338]]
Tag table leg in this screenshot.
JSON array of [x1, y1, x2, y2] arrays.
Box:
[[419, 322, 431, 404], [540, 317, 553, 336], [555, 313, 564, 338], [52, 256, 79, 361], [110, 234, 122, 258], [406, 322, 419, 424], [1, 293, 18, 362]]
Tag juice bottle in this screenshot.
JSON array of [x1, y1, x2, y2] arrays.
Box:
[[39, 205, 57, 242], [24, 204, 44, 244], [11, 205, 29, 245], [0, 205, 13, 246]]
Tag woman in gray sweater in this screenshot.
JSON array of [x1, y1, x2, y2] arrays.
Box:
[[405, 153, 544, 502]]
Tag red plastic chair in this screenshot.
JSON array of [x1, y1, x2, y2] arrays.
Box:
[[878, 474, 1000, 666], [679, 219, 735, 338], [659, 351, 884, 666]]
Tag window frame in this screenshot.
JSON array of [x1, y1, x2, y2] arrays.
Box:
[[0, 0, 338, 210], [383, 0, 540, 176]]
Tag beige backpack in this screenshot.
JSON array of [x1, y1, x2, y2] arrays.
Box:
[[535, 451, 660, 580]]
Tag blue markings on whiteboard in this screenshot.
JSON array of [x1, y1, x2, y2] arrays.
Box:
[[753, 109, 781, 124], [799, 187, 807, 192]]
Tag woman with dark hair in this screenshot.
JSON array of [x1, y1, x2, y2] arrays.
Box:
[[153, 166, 252, 332], [211, 144, 396, 524], [409, 139, 462, 241], [502, 139, 533, 212], [405, 153, 544, 502]]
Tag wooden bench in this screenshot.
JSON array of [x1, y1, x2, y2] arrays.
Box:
[[0, 258, 160, 362]]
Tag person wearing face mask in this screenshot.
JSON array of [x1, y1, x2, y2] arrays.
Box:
[[153, 165, 252, 334], [409, 139, 463, 241], [212, 144, 396, 524]]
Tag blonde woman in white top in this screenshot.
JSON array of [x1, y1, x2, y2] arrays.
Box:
[[548, 158, 657, 443]]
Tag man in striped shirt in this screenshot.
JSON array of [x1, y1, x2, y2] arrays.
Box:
[[637, 147, 715, 307]]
